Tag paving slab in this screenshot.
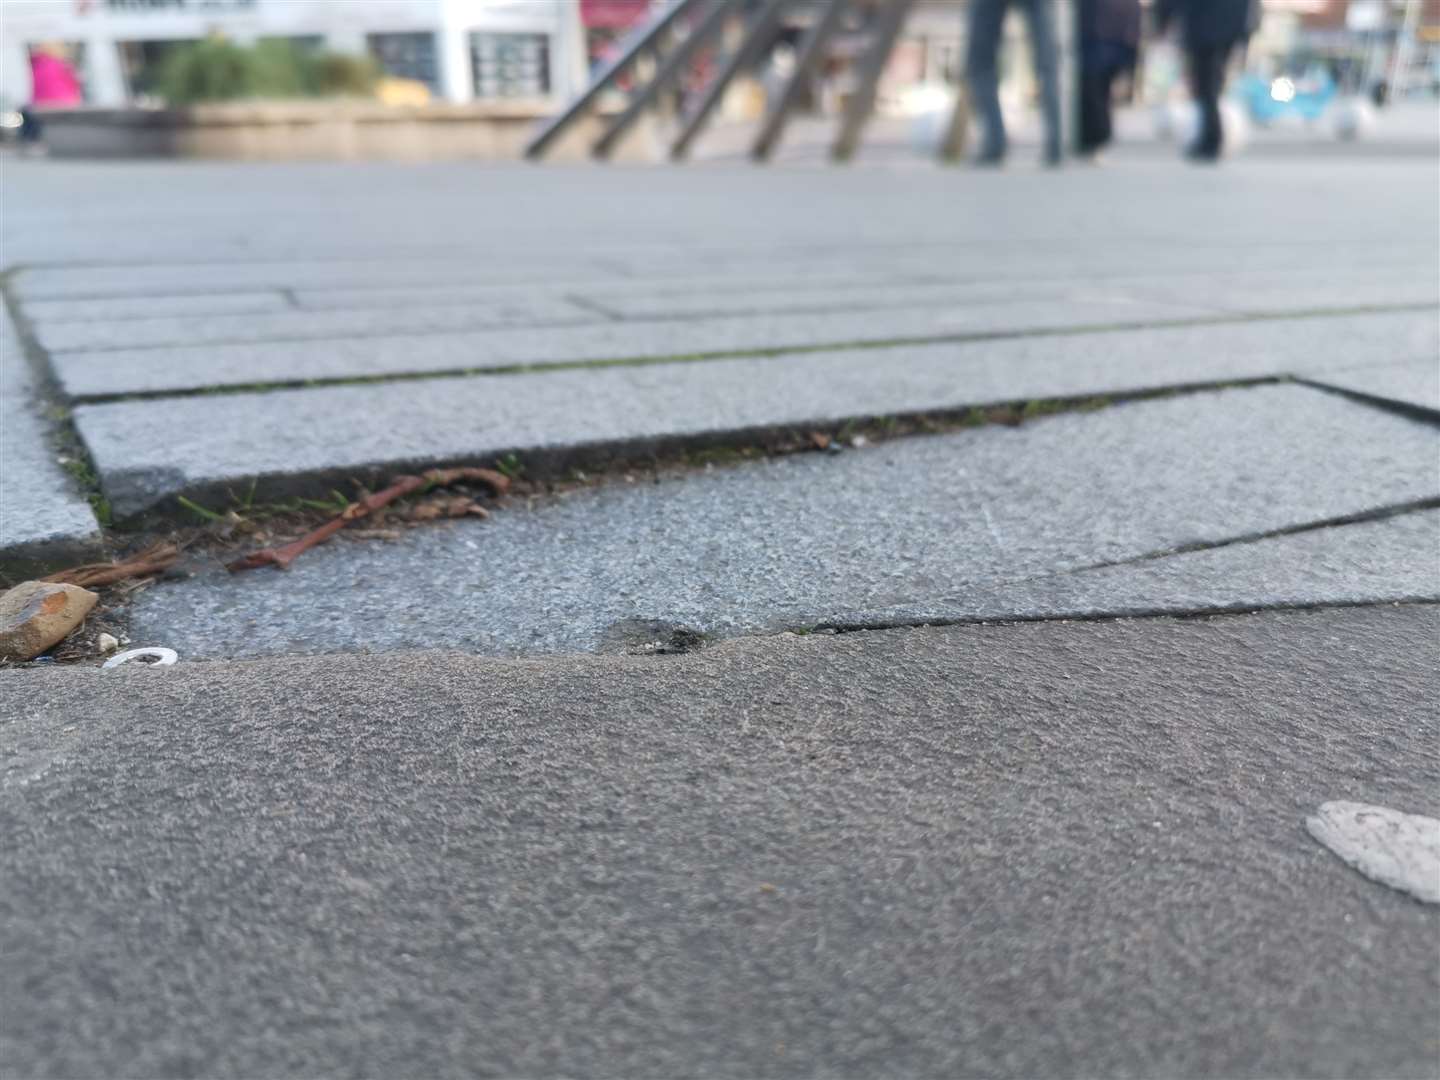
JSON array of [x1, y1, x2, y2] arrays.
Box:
[[20, 291, 291, 324], [74, 311, 1440, 518], [35, 296, 598, 353], [575, 269, 1438, 322], [51, 296, 1218, 399], [121, 385, 1440, 659], [4, 157, 1436, 269], [3, 607, 1437, 1079], [833, 509, 1440, 628], [1301, 360, 1440, 416], [0, 308, 100, 575], [286, 267, 956, 311], [1130, 276, 1440, 317], [9, 256, 629, 301]]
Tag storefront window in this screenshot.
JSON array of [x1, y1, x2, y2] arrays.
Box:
[[470, 33, 550, 98], [367, 32, 439, 93]]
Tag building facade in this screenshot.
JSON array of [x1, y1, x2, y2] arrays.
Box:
[[0, 0, 590, 108]]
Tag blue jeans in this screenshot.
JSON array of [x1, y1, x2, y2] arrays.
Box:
[[966, 0, 1062, 161]]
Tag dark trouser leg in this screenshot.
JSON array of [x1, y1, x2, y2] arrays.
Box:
[[1018, 0, 1061, 162], [965, 0, 1008, 159], [18, 107, 42, 144], [1079, 40, 1126, 153], [1188, 43, 1232, 157], [1079, 53, 1108, 152]]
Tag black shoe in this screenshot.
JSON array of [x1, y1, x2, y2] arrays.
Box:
[[1184, 142, 1222, 163], [974, 144, 1006, 167]]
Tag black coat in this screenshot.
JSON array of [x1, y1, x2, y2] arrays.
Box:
[[1155, 0, 1258, 48], [1080, 0, 1142, 47]]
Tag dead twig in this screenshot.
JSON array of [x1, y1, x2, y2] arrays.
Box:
[[42, 542, 181, 588], [227, 467, 509, 572]]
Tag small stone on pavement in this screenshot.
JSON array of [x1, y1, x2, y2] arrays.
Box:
[[1306, 800, 1440, 904], [0, 581, 99, 661]]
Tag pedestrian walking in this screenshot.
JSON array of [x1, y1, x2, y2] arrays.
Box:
[[21, 43, 82, 155], [1154, 0, 1258, 161], [965, 0, 1062, 166], [1078, 0, 1141, 160]]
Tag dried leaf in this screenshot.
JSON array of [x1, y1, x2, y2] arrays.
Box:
[[421, 466, 510, 495]]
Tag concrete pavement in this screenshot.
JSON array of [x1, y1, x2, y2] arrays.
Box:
[[3, 606, 1437, 1079], [3, 157, 1436, 543], [0, 301, 101, 573], [123, 383, 1440, 659], [2, 151, 1438, 1078]]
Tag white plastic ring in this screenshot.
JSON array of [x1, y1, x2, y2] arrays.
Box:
[[102, 647, 178, 669]]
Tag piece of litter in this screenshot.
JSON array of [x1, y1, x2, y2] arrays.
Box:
[[103, 647, 179, 669], [97, 633, 119, 653]]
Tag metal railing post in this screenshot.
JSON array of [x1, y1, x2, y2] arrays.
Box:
[[524, 0, 707, 161], [669, 0, 794, 160], [593, 0, 741, 159], [830, 0, 916, 162], [750, 0, 854, 161]]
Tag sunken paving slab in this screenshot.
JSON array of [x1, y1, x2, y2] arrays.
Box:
[[122, 385, 1440, 659], [833, 509, 1440, 629], [0, 307, 100, 574], [1302, 360, 1440, 416], [51, 296, 1218, 399], [74, 311, 1439, 519], [4, 606, 1437, 1078]]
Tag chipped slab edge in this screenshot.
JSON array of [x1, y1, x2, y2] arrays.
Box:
[[1306, 800, 1440, 905], [0, 530, 106, 584]]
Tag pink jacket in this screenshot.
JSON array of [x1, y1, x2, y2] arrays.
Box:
[[30, 53, 82, 107]]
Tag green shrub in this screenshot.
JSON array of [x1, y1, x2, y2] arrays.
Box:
[[155, 37, 378, 104], [156, 38, 259, 104], [248, 39, 310, 98], [308, 52, 379, 97]]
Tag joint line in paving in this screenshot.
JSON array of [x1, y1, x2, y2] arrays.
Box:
[[57, 303, 1434, 406], [809, 597, 1440, 636], [1289, 377, 1440, 424]]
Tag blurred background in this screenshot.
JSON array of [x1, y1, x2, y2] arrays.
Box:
[[2, 0, 1436, 163]]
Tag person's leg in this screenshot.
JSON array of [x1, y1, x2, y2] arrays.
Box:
[[965, 0, 1008, 161], [1078, 43, 1106, 153], [18, 107, 40, 144], [1019, 0, 1062, 163], [1095, 49, 1127, 149], [1187, 43, 1231, 159], [1098, 65, 1117, 148]]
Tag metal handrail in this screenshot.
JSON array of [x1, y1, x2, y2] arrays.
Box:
[[594, 0, 741, 159], [525, 0, 707, 160]]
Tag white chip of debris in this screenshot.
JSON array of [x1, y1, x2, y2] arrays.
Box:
[[1306, 801, 1440, 904]]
